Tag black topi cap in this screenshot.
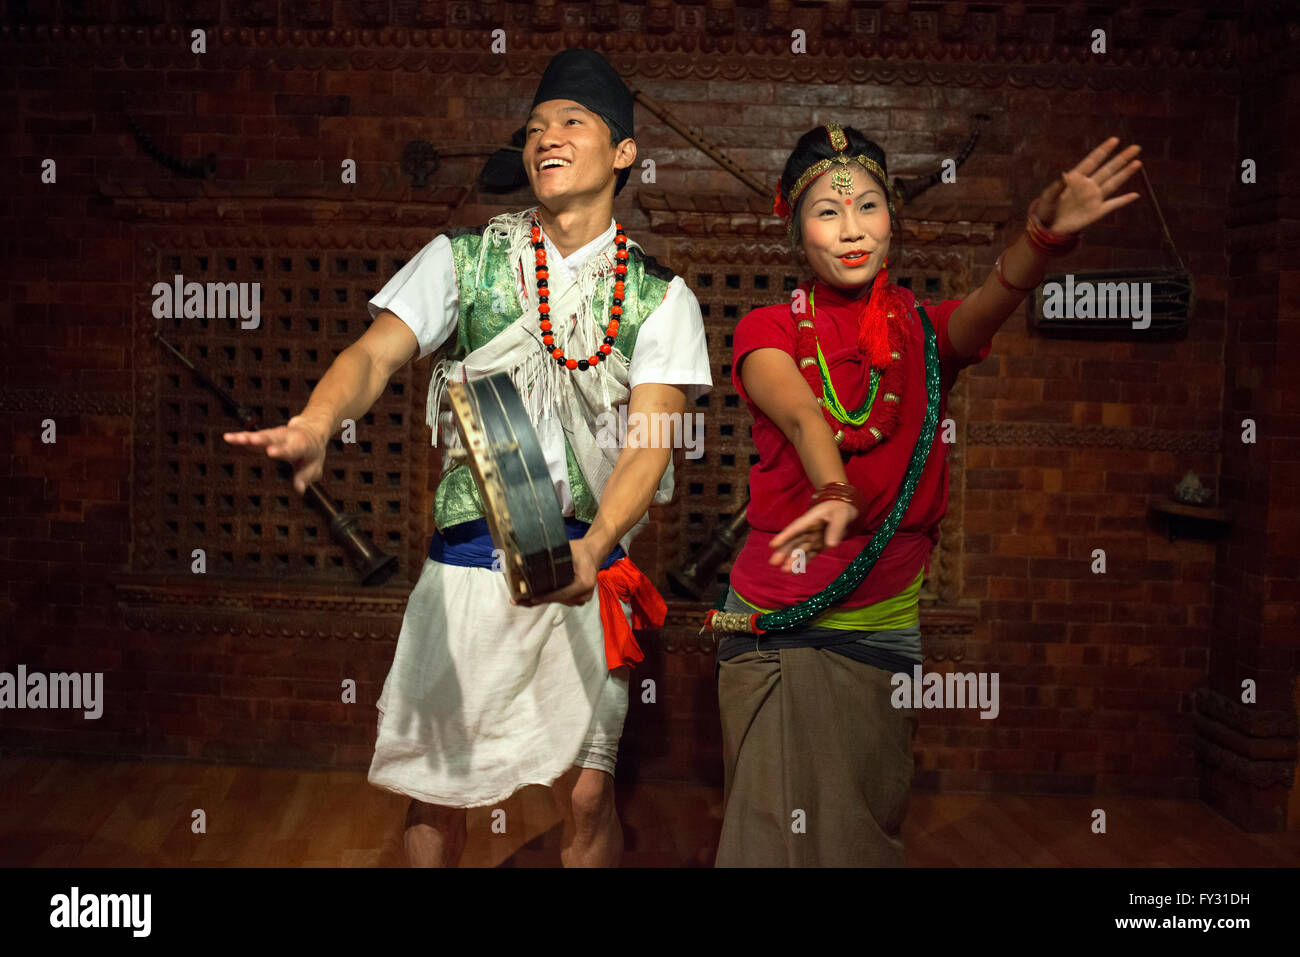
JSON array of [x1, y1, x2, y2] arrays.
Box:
[[530, 48, 634, 142]]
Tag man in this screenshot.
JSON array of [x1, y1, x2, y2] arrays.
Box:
[[224, 49, 712, 867]]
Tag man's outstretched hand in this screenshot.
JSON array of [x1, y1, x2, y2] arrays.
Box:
[[222, 416, 328, 494]]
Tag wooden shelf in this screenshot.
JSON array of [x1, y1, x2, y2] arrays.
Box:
[[1149, 496, 1231, 542]]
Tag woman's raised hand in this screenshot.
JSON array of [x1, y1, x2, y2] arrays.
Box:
[[222, 416, 328, 494], [768, 499, 859, 572], [1033, 136, 1143, 236]]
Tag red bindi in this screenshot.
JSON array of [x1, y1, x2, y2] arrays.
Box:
[[844, 198, 851, 205]]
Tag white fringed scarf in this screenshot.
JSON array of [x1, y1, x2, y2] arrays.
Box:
[[426, 208, 673, 551]]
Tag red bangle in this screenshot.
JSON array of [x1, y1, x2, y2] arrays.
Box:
[[810, 482, 869, 535], [1025, 198, 1079, 257], [995, 253, 1038, 293]]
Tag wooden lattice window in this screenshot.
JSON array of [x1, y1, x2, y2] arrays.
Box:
[[134, 236, 433, 586], [673, 256, 802, 591]]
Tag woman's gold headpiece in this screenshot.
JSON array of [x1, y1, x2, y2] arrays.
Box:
[[779, 122, 901, 222]]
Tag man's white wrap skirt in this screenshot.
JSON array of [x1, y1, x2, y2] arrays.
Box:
[[368, 558, 632, 808]]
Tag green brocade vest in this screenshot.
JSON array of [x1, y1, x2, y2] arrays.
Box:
[[432, 225, 674, 531]]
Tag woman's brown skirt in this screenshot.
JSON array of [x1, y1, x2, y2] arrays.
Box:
[[715, 646, 918, 866]]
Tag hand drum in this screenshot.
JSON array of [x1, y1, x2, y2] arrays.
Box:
[[445, 372, 575, 600]]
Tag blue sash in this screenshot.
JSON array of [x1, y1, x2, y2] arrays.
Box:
[[429, 516, 625, 571]]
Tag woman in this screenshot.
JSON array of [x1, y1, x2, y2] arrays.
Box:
[[708, 123, 1142, 866]]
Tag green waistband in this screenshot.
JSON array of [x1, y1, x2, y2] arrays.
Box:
[[734, 567, 922, 631]]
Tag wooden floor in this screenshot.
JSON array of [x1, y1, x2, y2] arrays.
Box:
[[2, 756, 1298, 867]]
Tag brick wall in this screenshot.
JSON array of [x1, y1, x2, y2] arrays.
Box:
[[1, 2, 1296, 829]]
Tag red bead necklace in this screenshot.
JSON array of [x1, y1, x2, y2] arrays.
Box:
[[531, 216, 628, 371]]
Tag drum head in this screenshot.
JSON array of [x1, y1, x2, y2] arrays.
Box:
[[447, 372, 574, 599]]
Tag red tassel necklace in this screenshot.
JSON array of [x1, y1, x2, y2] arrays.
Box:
[[795, 263, 911, 453]]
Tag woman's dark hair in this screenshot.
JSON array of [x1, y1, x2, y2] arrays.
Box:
[[779, 124, 898, 253]]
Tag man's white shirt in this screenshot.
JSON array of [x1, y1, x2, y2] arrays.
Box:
[[367, 218, 713, 516]]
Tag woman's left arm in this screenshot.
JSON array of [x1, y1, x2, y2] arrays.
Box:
[[946, 136, 1145, 358]]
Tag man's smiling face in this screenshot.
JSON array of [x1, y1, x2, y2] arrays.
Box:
[[523, 99, 634, 207]]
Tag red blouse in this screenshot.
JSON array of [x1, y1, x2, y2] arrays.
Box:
[[729, 279, 993, 611]]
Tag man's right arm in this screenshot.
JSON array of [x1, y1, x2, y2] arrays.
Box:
[[224, 233, 459, 491], [288, 310, 419, 444]]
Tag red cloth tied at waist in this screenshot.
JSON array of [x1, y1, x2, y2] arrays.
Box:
[[596, 556, 666, 671]]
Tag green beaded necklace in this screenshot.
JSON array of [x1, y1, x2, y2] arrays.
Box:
[[809, 287, 880, 426]]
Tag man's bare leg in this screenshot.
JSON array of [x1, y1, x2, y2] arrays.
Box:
[[403, 798, 467, 867], [551, 765, 623, 867]]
